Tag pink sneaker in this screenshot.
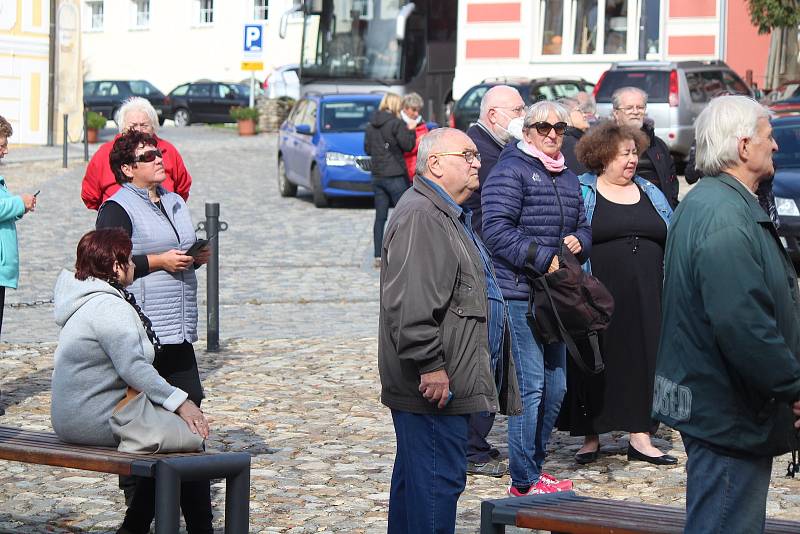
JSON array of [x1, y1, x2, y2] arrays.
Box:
[[538, 472, 573, 491], [507, 480, 560, 497]]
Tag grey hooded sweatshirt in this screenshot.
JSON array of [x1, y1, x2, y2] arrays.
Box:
[[50, 270, 187, 446]]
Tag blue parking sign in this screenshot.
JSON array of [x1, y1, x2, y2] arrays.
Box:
[[243, 24, 263, 52]]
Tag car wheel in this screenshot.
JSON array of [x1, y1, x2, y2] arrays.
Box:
[[277, 155, 297, 197], [310, 166, 329, 208], [174, 108, 191, 127], [158, 115, 166, 126]]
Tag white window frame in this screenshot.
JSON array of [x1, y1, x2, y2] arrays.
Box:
[[195, 0, 214, 26], [533, 0, 641, 61], [84, 0, 104, 31], [130, 0, 150, 30], [254, 0, 269, 21]]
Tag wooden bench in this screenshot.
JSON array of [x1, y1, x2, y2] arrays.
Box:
[[480, 491, 800, 533], [0, 425, 251, 533]]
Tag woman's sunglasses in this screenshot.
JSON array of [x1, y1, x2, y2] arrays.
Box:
[[528, 121, 568, 136], [134, 149, 162, 163]]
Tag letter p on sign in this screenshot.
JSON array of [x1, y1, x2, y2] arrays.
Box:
[[244, 24, 263, 52]]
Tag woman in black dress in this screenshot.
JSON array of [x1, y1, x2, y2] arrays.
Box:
[[566, 121, 676, 465]]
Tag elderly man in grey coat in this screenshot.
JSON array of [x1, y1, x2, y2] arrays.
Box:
[[379, 128, 521, 534]]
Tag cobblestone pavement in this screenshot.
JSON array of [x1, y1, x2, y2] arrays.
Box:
[[0, 127, 796, 533]]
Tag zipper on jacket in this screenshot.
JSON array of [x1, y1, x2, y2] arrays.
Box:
[[552, 177, 566, 243]]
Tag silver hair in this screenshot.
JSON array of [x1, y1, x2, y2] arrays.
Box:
[[694, 95, 772, 176], [118, 97, 159, 133], [524, 100, 569, 128], [415, 128, 454, 176], [611, 87, 648, 110], [575, 91, 596, 114], [402, 92, 424, 110], [557, 98, 580, 127]]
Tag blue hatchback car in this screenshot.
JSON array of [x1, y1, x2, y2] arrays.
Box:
[[278, 93, 381, 207]]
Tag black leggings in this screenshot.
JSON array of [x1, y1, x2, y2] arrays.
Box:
[[120, 342, 213, 534], [372, 175, 410, 258]]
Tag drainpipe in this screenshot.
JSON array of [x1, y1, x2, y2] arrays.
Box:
[[47, 0, 56, 146], [638, 0, 647, 60], [718, 0, 727, 61]]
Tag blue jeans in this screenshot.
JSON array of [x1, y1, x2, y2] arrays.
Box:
[[388, 410, 469, 534], [372, 175, 409, 258], [506, 299, 566, 488], [682, 433, 773, 534]]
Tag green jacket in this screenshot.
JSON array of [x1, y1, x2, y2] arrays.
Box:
[[0, 177, 24, 289], [653, 174, 800, 457]]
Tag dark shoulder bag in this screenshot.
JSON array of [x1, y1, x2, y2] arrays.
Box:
[[524, 183, 614, 375]]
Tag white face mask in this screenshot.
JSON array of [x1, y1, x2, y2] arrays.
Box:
[[496, 115, 525, 143]]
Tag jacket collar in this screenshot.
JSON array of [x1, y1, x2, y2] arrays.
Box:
[[122, 182, 168, 201], [716, 173, 772, 224], [413, 174, 463, 220], [475, 121, 506, 149]]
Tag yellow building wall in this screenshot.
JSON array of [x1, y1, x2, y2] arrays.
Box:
[[0, 0, 51, 145]]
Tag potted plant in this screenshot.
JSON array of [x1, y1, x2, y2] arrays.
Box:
[[85, 111, 107, 143], [229, 106, 259, 136]]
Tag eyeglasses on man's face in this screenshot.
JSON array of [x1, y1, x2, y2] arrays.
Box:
[[616, 105, 646, 114], [430, 150, 481, 164], [527, 121, 568, 136], [493, 105, 527, 115], [134, 148, 163, 163]]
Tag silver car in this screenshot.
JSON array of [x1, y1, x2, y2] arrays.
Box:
[[594, 61, 752, 162]]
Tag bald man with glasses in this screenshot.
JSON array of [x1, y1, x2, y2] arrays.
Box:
[[379, 128, 521, 534]]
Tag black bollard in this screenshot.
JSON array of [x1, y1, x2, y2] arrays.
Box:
[[205, 202, 221, 352], [62, 114, 68, 168], [83, 108, 89, 162]]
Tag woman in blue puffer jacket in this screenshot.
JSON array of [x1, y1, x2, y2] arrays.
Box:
[[482, 100, 591, 497]]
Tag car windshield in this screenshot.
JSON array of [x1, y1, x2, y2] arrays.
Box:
[[595, 71, 669, 103], [321, 101, 379, 132], [773, 124, 800, 169]]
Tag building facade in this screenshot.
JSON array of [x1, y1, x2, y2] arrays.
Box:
[[454, 0, 770, 98], [0, 0, 50, 145], [81, 0, 303, 96]]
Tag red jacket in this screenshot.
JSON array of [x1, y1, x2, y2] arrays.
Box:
[[403, 122, 430, 181], [81, 135, 192, 210]]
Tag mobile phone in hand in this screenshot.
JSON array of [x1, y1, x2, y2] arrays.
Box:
[[185, 239, 209, 258]]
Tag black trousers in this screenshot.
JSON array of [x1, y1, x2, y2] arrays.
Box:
[[467, 412, 498, 463], [0, 286, 6, 340], [120, 342, 213, 534]]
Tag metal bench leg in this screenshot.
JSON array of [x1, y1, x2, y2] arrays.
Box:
[[224, 465, 250, 533], [480, 501, 505, 534], [155, 462, 181, 534]]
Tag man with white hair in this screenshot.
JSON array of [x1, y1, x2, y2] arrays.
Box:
[[611, 87, 678, 208], [653, 95, 800, 532], [82, 97, 192, 210], [464, 85, 526, 236], [379, 128, 521, 533]]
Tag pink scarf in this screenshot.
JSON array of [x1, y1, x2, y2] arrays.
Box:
[[522, 141, 566, 173]]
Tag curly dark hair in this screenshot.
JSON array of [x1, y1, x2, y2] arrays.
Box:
[[0, 116, 12, 139], [576, 121, 650, 174], [75, 228, 132, 282], [108, 130, 158, 185]]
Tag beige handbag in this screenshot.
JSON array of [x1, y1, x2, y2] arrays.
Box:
[[109, 388, 204, 454]]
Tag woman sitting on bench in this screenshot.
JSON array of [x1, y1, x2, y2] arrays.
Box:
[[50, 228, 210, 534]]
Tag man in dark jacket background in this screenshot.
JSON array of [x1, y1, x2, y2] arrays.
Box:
[[464, 85, 526, 236], [654, 95, 800, 533], [379, 128, 521, 533], [611, 87, 679, 208], [462, 85, 525, 477]]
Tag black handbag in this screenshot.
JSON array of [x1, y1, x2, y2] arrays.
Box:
[[524, 192, 614, 375]]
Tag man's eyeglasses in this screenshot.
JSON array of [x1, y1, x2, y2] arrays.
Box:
[[616, 105, 646, 114], [493, 105, 526, 115], [430, 150, 481, 164], [134, 149, 162, 163], [528, 121, 568, 136]]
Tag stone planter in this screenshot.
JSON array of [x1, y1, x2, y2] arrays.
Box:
[[86, 128, 98, 143], [257, 97, 296, 132]]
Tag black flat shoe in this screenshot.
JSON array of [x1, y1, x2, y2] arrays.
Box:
[[575, 450, 598, 464], [627, 444, 678, 465]]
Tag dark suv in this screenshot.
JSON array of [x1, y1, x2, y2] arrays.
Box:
[[83, 80, 167, 125], [451, 77, 595, 131], [163, 81, 250, 126], [593, 61, 752, 161]]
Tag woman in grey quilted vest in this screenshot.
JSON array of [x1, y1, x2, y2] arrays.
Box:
[[96, 130, 213, 534]]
